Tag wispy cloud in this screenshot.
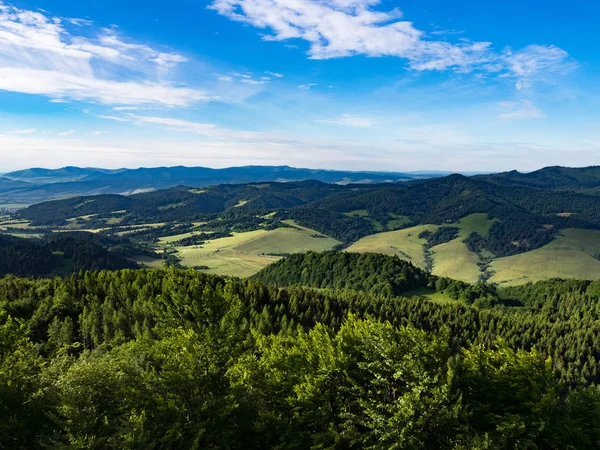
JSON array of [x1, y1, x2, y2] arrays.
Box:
[[0, 2, 211, 106], [503, 45, 576, 90], [241, 78, 269, 85], [126, 115, 268, 140], [105, 113, 316, 143], [112, 106, 141, 111], [498, 100, 546, 120], [298, 83, 318, 90], [316, 114, 376, 128], [66, 18, 93, 27], [265, 71, 283, 78], [58, 130, 75, 136], [222, 72, 271, 85], [98, 115, 130, 122], [8, 128, 37, 134], [209, 0, 575, 89]]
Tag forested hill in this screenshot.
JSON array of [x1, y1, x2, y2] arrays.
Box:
[[16, 169, 600, 258], [479, 165, 600, 191], [254, 252, 497, 304], [254, 252, 432, 295], [4, 267, 600, 447], [0, 234, 137, 276], [16, 180, 345, 225]]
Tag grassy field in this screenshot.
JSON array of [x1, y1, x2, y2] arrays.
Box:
[[456, 213, 498, 238], [387, 214, 412, 230], [429, 214, 498, 283], [175, 231, 277, 278], [174, 225, 340, 278], [0, 219, 32, 230], [159, 231, 208, 244], [403, 287, 457, 304], [346, 214, 497, 282], [236, 227, 339, 254], [346, 224, 438, 269], [431, 240, 481, 283], [66, 214, 99, 222], [490, 228, 600, 286], [6, 233, 43, 239], [131, 255, 165, 269]]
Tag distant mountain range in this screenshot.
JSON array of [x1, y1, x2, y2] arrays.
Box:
[[0, 165, 450, 207], [3, 164, 600, 209], [17, 165, 600, 255]]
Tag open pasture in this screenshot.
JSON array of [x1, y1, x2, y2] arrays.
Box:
[[175, 226, 339, 277], [491, 228, 600, 285], [346, 224, 437, 269]]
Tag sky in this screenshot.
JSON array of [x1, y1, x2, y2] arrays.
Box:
[[0, 0, 599, 173]]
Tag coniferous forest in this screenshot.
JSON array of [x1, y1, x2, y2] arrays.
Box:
[[3, 253, 600, 448]]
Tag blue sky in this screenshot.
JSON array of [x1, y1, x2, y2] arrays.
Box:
[[0, 0, 598, 172]]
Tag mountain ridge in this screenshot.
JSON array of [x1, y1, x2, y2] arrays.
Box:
[[0, 165, 437, 206]]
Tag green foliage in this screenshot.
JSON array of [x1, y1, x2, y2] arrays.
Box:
[[454, 343, 557, 447], [230, 317, 463, 449], [0, 234, 137, 277], [254, 251, 497, 305], [2, 263, 600, 447]]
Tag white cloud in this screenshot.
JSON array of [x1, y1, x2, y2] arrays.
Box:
[[231, 72, 252, 79], [241, 78, 268, 85], [8, 128, 36, 134], [66, 18, 93, 27], [112, 106, 140, 111], [316, 114, 376, 128], [209, 0, 574, 87], [0, 3, 210, 106], [265, 71, 283, 78], [126, 115, 270, 140], [228, 72, 270, 85], [498, 100, 546, 120], [89, 131, 104, 135], [503, 45, 577, 90], [98, 115, 133, 122], [218, 75, 233, 82], [0, 68, 211, 106], [298, 83, 317, 90], [58, 130, 75, 136]]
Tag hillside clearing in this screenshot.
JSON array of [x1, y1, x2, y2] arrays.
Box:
[[403, 287, 458, 304], [456, 213, 498, 238], [346, 225, 438, 269], [175, 226, 339, 277], [131, 255, 164, 269], [431, 240, 481, 283], [491, 228, 600, 285]]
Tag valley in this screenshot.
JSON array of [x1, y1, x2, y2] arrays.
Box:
[[5, 193, 600, 285]]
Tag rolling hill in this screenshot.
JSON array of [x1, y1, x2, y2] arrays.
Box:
[[9, 165, 600, 284], [0, 165, 424, 206], [479, 165, 600, 191]]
